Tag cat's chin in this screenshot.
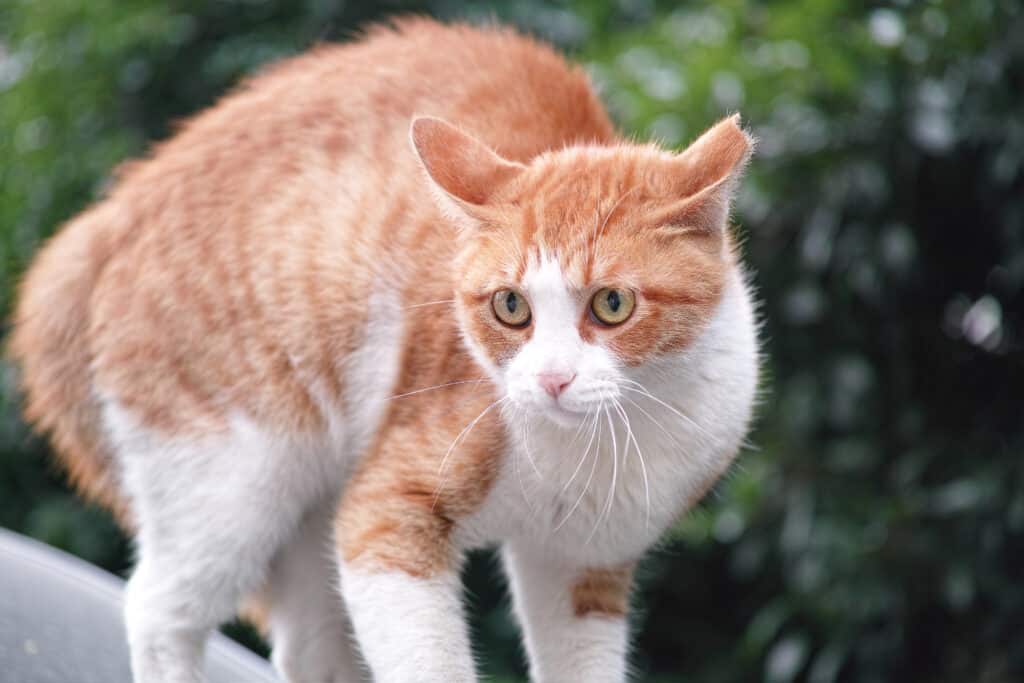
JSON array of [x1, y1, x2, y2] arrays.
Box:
[[535, 403, 590, 430]]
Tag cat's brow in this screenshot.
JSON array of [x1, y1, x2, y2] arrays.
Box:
[[592, 186, 640, 244], [581, 185, 640, 284]]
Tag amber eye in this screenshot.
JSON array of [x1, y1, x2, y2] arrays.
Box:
[[591, 288, 635, 325], [492, 289, 532, 327]]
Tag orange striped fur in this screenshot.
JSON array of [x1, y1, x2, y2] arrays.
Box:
[[9, 20, 756, 681]]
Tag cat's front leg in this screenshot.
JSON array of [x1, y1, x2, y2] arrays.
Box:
[[504, 544, 634, 683], [336, 470, 477, 683]]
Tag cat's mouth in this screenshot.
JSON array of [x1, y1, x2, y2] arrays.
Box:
[[504, 377, 622, 429]]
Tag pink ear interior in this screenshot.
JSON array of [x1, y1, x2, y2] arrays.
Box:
[[651, 115, 755, 232], [410, 117, 524, 208], [672, 114, 754, 198]]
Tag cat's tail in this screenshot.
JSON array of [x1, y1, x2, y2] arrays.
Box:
[[9, 200, 133, 527]]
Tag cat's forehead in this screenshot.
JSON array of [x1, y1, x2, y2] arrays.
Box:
[[524, 252, 573, 292], [520, 249, 584, 292], [484, 231, 633, 293], [503, 146, 675, 251], [497, 191, 651, 287], [466, 145, 717, 289], [516, 145, 672, 205]]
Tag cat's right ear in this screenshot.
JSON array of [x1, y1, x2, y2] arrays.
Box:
[[410, 117, 524, 232]]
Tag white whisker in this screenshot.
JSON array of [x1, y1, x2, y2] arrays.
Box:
[[621, 395, 685, 450], [515, 407, 536, 513], [388, 379, 487, 400], [432, 396, 507, 511], [521, 414, 542, 479], [596, 186, 639, 240], [554, 409, 602, 532], [620, 380, 717, 445], [567, 407, 593, 447], [403, 299, 456, 310], [559, 410, 599, 496], [613, 399, 650, 531], [587, 406, 619, 544]]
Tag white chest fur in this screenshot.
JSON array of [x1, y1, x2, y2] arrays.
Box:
[[456, 270, 760, 567]]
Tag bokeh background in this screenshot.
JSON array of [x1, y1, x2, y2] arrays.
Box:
[[1, 1, 1022, 681]]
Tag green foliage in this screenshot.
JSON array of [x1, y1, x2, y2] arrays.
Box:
[[580, 2, 1024, 681], [1, 1, 1022, 681]]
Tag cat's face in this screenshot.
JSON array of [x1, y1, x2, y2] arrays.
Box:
[[412, 116, 752, 427]]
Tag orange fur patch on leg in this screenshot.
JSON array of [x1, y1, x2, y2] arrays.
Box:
[[571, 565, 635, 618], [238, 591, 272, 637]]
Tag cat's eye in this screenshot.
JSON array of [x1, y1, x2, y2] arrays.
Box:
[[492, 289, 532, 327], [591, 288, 635, 325]]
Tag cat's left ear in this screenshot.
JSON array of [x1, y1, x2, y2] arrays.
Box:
[[410, 116, 525, 231], [651, 114, 755, 234]]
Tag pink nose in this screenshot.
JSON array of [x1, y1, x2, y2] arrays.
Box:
[[538, 371, 575, 399]]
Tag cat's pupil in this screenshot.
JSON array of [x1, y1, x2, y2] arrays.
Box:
[[607, 290, 620, 312], [506, 292, 518, 313]]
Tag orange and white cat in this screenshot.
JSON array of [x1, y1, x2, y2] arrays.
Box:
[[11, 18, 759, 683]]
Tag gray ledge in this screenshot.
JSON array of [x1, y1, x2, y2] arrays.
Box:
[[0, 527, 277, 682]]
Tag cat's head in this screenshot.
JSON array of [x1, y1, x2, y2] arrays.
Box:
[[411, 115, 753, 427]]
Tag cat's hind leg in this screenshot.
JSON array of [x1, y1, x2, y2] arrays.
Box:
[[261, 499, 365, 683], [108, 405, 329, 683]]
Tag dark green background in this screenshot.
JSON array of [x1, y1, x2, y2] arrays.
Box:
[[1, 1, 1022, 681]]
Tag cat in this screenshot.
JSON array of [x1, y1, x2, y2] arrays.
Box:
[[10, 17, 759, 683]]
